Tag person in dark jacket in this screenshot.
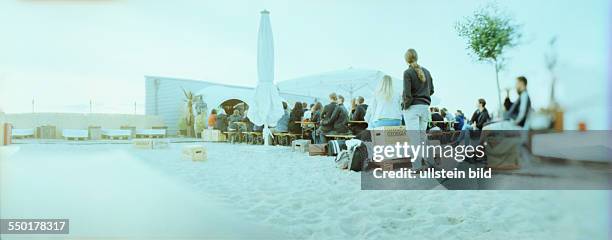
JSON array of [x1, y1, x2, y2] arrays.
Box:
[[228, 109, 245, 132], [350, 96, 368, 134], [430, 107, 444, 122], [503, 76, 531, 128], [288, 102, 304, 134], [468, 99, 490, 130], [401, 49, 434, 170], [452, 98, 490, 146], [317, 93, 348, 143], [326, 101, 349, 133]]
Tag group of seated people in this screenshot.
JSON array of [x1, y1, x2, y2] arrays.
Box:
[[275, 94, 369, 144], [203, 75, 531, 146]]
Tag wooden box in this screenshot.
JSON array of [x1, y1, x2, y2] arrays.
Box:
[[367, 158, 412, 171], [292, 139, 310, 152], [182, 145, 207, 161], [308, 144, 326, 156]]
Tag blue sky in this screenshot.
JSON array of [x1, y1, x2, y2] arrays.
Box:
[[0, 0, 609, 129]]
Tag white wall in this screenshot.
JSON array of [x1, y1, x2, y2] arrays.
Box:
[[145, 76, 316, 135], [5, 113, 165, 138]]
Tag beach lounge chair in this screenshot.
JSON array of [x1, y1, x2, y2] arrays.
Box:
[[101, 129, 132, 140], [135, 129, 166, 138], [62, 129, 88, 140], [11, 128, 35, 139]]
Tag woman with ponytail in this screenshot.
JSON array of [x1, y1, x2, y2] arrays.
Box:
[[401, 48, 434, 170]]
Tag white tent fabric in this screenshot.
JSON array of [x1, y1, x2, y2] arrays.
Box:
[[247, 10, 285, 145], [277, 68, 440, 105], [195, 85, 253, 113]]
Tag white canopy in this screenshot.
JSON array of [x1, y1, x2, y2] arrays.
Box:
[[277, 68, 401, 103], [277, 68, 440, 105]]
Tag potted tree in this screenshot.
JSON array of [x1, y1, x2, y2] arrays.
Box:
[[456, 4, 521, 115]]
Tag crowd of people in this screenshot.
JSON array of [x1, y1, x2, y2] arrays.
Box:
[[204, 48, 532, 168]]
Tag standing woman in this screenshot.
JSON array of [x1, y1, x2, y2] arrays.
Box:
[[402, 49, 434, 170]]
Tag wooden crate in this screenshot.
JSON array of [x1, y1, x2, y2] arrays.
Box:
[[292, 139, 310, 152], [133, 139, 153, 149], [182, 145, 207, 161]]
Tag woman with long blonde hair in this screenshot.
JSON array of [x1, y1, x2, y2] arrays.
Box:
[[364, 75, 402, 128], [401, 48, 434, 170]]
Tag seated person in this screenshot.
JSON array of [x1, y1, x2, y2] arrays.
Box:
[[502, 76, 531, 128], [207, 109, 217, 128], [228, 109, 245, 132], [430, 107, 444, 121], [274, 102, 290, 132], [467, 99, 490, 130], [350, 96, 368, 134], [453, 98, 490, 146], [454, 110, 465, 130], [310, 102, 322, 123], [214, 110, 228, 132], [364, 75, 402, 128], [441, 108, 455, 122], [318, 93, 349, 143], [288, 102, 304, 134]]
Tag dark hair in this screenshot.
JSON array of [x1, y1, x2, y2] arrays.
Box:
[[517, 76, 528, 86], [329, 93, 337, 101], [211, 109, 217, 115], [357, 96, 365, 104], [291, 102, 303, 116], [313, 102, 322, 111], [478, 98, 486, 107], [282, 102, 288, 110]]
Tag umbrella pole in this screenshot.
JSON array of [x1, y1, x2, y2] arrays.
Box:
[[263, 124, 271, 146]]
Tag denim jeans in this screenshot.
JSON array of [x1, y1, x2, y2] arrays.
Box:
[[402, 104, 430, 169], [371, 119, 401, 128]]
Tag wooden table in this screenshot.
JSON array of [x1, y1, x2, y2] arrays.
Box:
[[295, 121, 317, 137], [325, 134, 356, 140]]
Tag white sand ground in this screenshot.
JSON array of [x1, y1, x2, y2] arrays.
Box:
[[1, 142, 609, 239]]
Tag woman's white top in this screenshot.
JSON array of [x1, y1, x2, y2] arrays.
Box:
[[364, 93, 403, 123]]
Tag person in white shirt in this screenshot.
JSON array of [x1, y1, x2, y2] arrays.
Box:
[[365, 75, 403, 128]]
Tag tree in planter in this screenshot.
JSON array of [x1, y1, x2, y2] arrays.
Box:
[[177, 115, 188, 136], [182, 88, 196, 137], [455, 4, 521, 114]]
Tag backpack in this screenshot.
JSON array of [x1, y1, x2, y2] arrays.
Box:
[[327, 140, 346, 156], [334, 139, 367, 172], [348, 143, 368, 172]]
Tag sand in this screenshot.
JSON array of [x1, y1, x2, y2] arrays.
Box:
[[1, 142, 609, 239]]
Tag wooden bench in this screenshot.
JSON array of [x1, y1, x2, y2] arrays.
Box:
[[273, 132, 302, 146], [244, 132, 263, 145], [324, 134, 356, 140], [224, 131, 242, 143]]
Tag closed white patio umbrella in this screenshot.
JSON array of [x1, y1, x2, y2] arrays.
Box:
[[247, 10, 285, 145]]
